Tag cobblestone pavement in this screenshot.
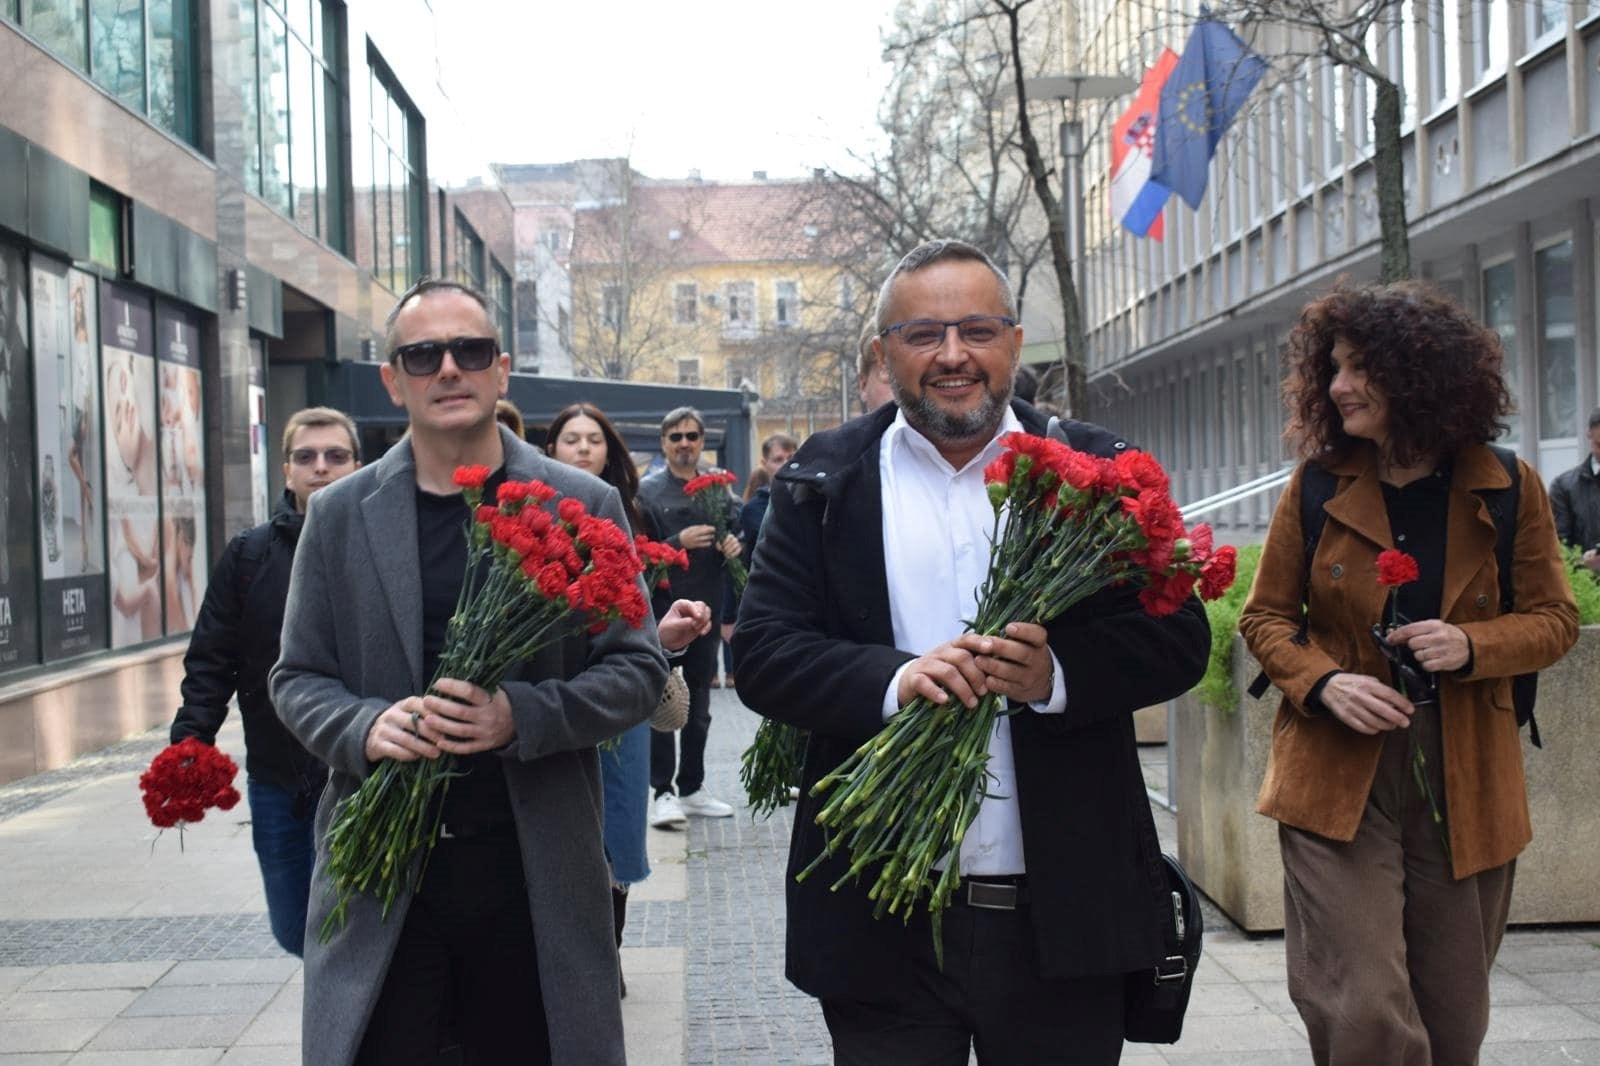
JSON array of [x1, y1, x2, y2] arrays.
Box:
[[1, 691, 1598, 1064]]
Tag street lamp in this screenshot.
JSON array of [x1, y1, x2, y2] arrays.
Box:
[[1022, 73, 1138, 289]]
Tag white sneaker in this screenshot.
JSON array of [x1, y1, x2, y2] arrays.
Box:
[[651, 792, 688, 829], [678, 789, 735, 818]]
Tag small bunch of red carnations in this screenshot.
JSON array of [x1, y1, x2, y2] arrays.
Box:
[[683, 469, 747, 596], [779, 432, 1236, 964], [139, 737, 241, 848], [1373, 548, 1451, 863], [318, 465, 650, 941], [635, 534, 689, 593]]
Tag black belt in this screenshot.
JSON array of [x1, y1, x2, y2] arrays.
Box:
[[952, 875, 1029, 910], [437, 819, 515, 841]]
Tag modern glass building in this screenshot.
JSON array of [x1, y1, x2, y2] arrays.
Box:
[[0, 0, 525, 778], [1075, 0, 1600, 539]]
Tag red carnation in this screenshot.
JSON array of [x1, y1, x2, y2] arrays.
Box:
[[1199, 545, 1238, 600], [453, 465, 490, 489], [1376, 549, 1420, 587], [139, 738, 241, 844], [558, 497, 587, 525]]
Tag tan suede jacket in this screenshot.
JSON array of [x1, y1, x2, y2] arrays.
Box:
[[1241, 443, 1578, 878]]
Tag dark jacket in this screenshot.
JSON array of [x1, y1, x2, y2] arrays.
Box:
[[637, 467, 743, 612], [1549, 457, 1600, 551], [738, 485, 771, 558], [172, 491, 324, 798], [731, 401, 1211, 999]]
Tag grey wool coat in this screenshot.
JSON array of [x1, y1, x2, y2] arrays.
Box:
[[270, 427, 668, 1066]]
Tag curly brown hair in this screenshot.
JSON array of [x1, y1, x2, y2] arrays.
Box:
[[1283, 279, 1512, 468]]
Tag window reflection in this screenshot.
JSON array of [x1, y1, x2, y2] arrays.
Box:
[[90, 0, 144, 111], [1536, 241, 1575, 441], [1482, 262, 1519, 444], [366, 56, 425, 294]]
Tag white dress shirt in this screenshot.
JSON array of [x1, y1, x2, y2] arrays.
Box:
[[878, 407, 1066, 877]]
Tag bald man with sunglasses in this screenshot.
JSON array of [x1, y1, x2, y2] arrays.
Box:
[[272, 279, 666, 1066]]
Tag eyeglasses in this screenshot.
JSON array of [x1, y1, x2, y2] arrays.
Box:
[[1368, 623, 1438, 704], [390, 336, 499, 376], [666, 431, 702, 443], [879, 315, 1016, 352], [289, 447, 356, 467]]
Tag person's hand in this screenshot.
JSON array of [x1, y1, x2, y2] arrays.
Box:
[[414, 679, 516, 755], [1582, 548, 1600, 574], [718, 532, 742, 558], [955, 622, 1054, 704], [365, 696, 443, 763], [678, 524, 717, 550], [1318, 672, 1414, 734], [896, 641, 988, 710], [1386, 619, 1471, 674], [658, 598, 712, 653]]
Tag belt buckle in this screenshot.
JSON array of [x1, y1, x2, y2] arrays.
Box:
[[964, 881, 1018, 910]]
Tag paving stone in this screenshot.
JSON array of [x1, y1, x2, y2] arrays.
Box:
[[122, 983, 279, 1019], [18, 963, 172, 992], [217, 1047, 301, 1065], [1485, 1039, 1600, 1065], [1484, 1004, 1600, 1043], [0, 989, 139, 1021], [68, 1051, 221, 1065], [157, 959, 301, 987], [82, 1013, 252, 1051], [0, 1018, 101, 1053]]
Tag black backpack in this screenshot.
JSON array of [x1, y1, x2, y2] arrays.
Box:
[[1247, 446, 1540, 747]]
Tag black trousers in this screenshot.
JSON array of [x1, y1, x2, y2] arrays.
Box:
[[651, 627, 717, 796], [821, 901, 1125, 1066], [355, 829, 551, 1066]]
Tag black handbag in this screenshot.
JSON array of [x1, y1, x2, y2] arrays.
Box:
[[1124, 853, 1203, 1043]]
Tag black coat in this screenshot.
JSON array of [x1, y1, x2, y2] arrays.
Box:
[[172, 491, 325, 798], [732, 401, 1211, 999], [1550, 458, 1600, 551], [637, 467, 743, 613]]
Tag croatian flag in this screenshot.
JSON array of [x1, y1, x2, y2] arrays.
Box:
[[1110, 49, 1179, 239]]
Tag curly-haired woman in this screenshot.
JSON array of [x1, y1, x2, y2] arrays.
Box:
[[1239, 280, 1578, 1065]]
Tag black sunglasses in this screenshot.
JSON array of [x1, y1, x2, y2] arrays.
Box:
[[390, 336, 499, 376], [1368, 624, 1438, 704], [288, 447, 355, 467], [666, 431, 702, 443]]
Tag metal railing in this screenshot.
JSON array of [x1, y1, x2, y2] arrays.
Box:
[[1147, 463, 1296, 812]]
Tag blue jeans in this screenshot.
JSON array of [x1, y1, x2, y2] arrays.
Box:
[[247, 777, 317, 957]]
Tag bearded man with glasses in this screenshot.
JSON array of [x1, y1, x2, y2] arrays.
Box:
[[637, 405, 745, 827], [171, 406, 361, 958], [734, 239, 1210, 1064], [271, 279, 666, 1065]]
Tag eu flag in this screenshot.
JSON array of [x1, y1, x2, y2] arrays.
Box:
[[1150, 18, 1268, 209]]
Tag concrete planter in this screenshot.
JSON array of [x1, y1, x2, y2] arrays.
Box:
[[1174, 626, 1600, 932]]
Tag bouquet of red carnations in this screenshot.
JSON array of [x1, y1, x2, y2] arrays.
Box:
[[139, 737, 241, 848], [635, 534, 689, 593], [319, 466, 650, 941], [795, 432, 1236, 962], [683, 470, 747, 596]]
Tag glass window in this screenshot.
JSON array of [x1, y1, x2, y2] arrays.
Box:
[[677, 358, 700, 386], [90, 0, 145, 111], [723, 280, 756, 337], [515, 279, 539, 356], [242, 0, 346, 250], [489, 261, 513, 355], [24, 0, 88, 68], [1296, 70, 1316, 191], [0, 241, 42, 674], [1535, 240, 1575, 441], [453, 212, 484, 291], [366, 53, 426, 293], [147, 0, 197, 144], [1531, 0, 1565, 40], [1428, 0, 1460, 107], [775, 280, 798, 326], [89, 181, 124, 270], [601, 284, 622, 331], [1472, 0, 1508, 79], [1324, 62, 1345, 174], [1400, 0, 1418, 128], [674, 282, 697, 324], [1482, 260, 1519, 444]]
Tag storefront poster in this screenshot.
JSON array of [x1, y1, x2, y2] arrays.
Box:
[[32, 258, 109, 659], [157, 303, 207, 634], [0, 242, 39, 672], [102, 284, 163, 649]]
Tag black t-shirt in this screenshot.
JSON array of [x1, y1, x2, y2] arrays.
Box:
[[1380, 466, 1450, 625], [416, 467, 512, 829]]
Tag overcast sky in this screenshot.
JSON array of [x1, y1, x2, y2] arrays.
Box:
[[433, 0, 902, 183]]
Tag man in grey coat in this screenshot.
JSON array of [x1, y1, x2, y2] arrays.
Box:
[[271, 279, 666, 1065]]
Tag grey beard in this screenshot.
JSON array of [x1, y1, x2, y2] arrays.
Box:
[[892, 374, 1012, 446]]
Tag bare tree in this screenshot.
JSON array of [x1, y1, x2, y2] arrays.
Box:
[[567, 164, 705, 381]]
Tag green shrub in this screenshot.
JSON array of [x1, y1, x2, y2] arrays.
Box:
[[1197, 542, 1600, 713], [1196, 544, 1261, 713]]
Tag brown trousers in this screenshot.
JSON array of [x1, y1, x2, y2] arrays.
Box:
[[1279, 703, 1516, 1066]]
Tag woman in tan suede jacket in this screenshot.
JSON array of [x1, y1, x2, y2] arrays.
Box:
[[1240, 281, 1577, 1066]]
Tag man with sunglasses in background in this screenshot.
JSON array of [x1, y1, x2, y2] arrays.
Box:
[[272, 279, 665, 1065], [734, 240, 1210, 1063], [638, 406, 744, 827], [171, 406, 361, 957]]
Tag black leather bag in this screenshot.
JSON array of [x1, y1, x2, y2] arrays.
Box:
[[1124, 853, 1203, 1043]]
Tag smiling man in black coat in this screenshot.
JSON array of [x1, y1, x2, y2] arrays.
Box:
[[733, 239, 1209, 1065]]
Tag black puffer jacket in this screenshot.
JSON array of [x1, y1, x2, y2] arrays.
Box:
[[172, 491, 326, 799], [1550, 458, 1600, 551]]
